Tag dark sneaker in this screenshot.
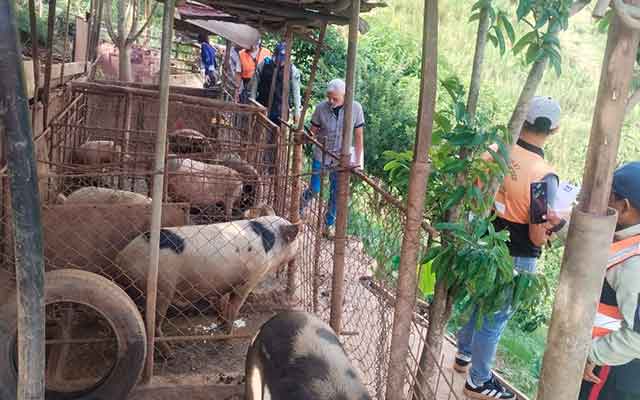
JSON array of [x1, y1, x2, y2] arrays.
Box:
[[453, 353, 471, 373], [463, 375, 515, 400]]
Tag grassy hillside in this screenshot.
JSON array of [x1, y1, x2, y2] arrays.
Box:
[[364, 0, 638, 183]]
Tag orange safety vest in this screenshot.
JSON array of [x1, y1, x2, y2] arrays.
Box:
[[493, 143, 556, 224], [239, 47, 272, 80], [592, 234, 640, 338]]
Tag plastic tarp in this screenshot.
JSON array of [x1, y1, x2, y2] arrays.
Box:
[[176, 2, 260, 49]]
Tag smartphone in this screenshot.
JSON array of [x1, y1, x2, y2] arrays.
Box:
[[530, 181, 548, 224]]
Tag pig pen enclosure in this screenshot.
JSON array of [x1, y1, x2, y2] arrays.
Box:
[[0, 80, 465, 400]]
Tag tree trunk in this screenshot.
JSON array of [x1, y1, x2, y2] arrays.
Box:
[[412, 280, 453, 400], [119, 43, 133, 82], [537, 4, 640, 399], [386, 0, 438, 398], [466, 4, 491, 120]]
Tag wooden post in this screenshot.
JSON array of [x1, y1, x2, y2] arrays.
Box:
[[287, 23, 327, 298], [59, 0, 72, 84], [466, 2, 490, 120], [42, 0, 57, 127], [537, 4, 640, 399], [0, 2, 46, 399], [330, 0, 360, 335], [220, 39, 231, 101], [28, 0, 40, 130], [143, 0, 175, 382], [387, 1, 438, 399]]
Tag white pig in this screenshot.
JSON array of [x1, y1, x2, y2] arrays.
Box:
[[245, 311, 372, 400], [59, 187, 152, 205], [73, 140, 122, 165], [166, 157, 243, 220], [115, 216, 300, 336]]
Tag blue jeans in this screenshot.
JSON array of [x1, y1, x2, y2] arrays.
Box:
[[300, 159, 338, 226], [456, 256, 537, 385]]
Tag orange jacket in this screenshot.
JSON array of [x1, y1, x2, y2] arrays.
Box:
[[493, 144, 556, 224], [239, 47, 272, 80]]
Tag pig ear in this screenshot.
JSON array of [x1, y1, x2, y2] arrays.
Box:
[[279, 223, 301, 243]]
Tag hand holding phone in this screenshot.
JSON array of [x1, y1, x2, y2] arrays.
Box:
[[530, 181, 548, 224]]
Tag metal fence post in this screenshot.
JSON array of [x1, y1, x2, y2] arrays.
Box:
[[330, 0, 360, 334], [0, 1, 46, 398], [143, 0, 175, 382]]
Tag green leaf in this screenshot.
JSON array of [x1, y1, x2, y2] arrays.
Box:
[[469, 12, 481, 23], [512, 31, 537, 55], [443, 186, 466, 210], [516, 0, 533, 20], [494, 26, 506, 56], [525, 43, 542, 64], [432, 222, 466, 232], [417, 261, 436, 297], [434, 113, 453, 132], [500, 14, 516, 44], [549, 52, 562, 76], [488, 33, 498, 48]]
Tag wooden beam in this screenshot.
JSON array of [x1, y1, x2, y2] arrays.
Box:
[[205, 0, 350, 24], [23, 61, 88, 99]]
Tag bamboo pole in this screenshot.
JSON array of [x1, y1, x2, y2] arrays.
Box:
[[537, 4, 640, 399], [43, 0, 57, 127], [387, 1, 438, 399], [0, 2, 46, 399], [329, 0, 360, 335], [143, 0, 175, 383]]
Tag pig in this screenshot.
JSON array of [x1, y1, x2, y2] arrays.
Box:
[[73, 140, 123, 165], [58, 187, 152, 205], [243, 204, 276, 220], [115, 216, 300, 336], [215, 157, 262, 213], [245, 311, 372, 400], [168, 128, 213, 154], [166, 157, 243, 220]]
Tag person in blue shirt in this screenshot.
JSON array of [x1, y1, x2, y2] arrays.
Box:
[[199, 33, 218, 88]]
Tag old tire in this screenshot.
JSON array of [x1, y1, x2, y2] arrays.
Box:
[[0, 269, 147, 400]]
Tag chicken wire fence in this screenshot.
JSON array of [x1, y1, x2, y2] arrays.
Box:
[[0, 82, 471, 399]]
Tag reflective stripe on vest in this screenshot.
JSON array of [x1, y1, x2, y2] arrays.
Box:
[[592, 235, 640, 338]]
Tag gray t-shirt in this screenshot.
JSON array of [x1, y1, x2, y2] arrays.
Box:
[[311, 100, 365, 165]]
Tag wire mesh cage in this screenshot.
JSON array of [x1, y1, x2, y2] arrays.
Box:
[[0, 79, 486, 399]]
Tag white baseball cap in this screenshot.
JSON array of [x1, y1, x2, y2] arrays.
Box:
[[525, 96, 561, 130]]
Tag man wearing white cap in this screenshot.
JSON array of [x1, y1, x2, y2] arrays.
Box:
[[454, 96, 564, 400], [300, 78, 365, 238]]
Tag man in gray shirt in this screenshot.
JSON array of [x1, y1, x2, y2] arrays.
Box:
[[300, 79, 365, 238]]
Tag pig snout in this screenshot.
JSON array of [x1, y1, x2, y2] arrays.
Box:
[[245, 311, 371, 400]]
